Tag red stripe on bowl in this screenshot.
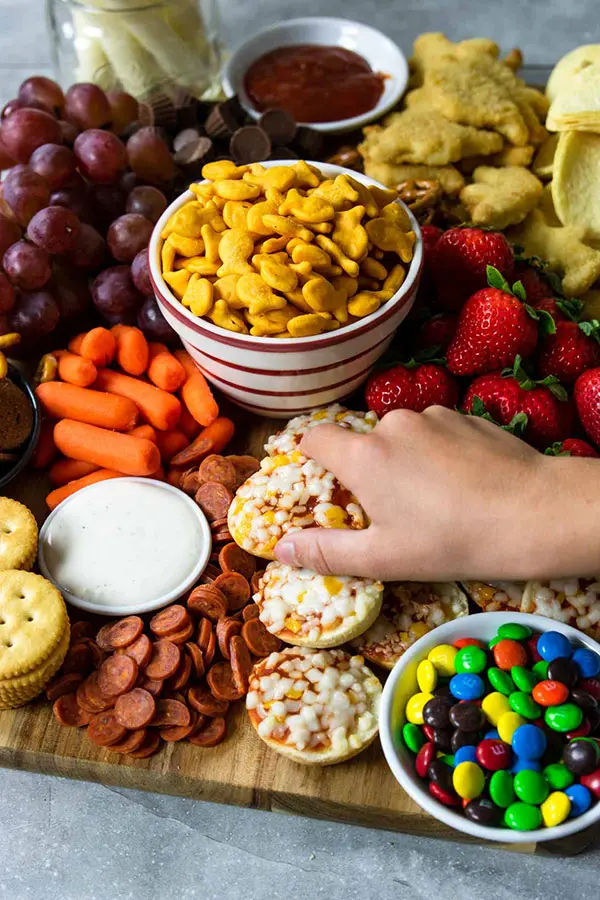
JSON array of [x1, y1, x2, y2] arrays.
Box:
[[198, 358, 376, 397], [230, 393, 362, 415]]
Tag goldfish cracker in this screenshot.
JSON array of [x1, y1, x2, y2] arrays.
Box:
[[163, 269, 191, 299], [348, 292, 383, 318], [279, 188, 335, 224], [366, 218, 416, 262], [381, 201, 412, 231], [255, 256, 298, 293], [332, 275, 359, 298], [383, 264, 406, 294], [289, 261, 313, 283], [180, 256, 220, 277], [313, 175, 359, 210], [261, 235, 289, 253], [290, 242, 331, 269], [246, 200, 278, 236], [161, 203, 219, 239], [217, 228, 255, 277], [262, 214, 314, 242], [213, 274, 241, 306], [190, 181, 215, 203], [369, 185, 399, 208], [244, 166, 296, 192], [236, 273, 287, 315], [182, 275, 214, 317], [333, 206, 369, 261], [332, 301, 349, 325], [346, 176, 379, 217], [214, 180, 261, 201], [222, 201, 251, 230], [201, 223, 221, 262], [293, 160, 321, 189], [166, 234, 205, 257], [201, 160, 247, 181], [358, 276, 381, 292], [361, 258, 388, 280], [302, 277, 343, 313], [161, 240, 176, 272], [288, 314, 339, 337], [285, 289, 312, 312], [246, 305, 297, 336], [315, 235, 360, 277], [208, 299, 248, 333]]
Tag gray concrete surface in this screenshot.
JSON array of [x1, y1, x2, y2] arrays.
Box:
[[0, 1, 599, 897]]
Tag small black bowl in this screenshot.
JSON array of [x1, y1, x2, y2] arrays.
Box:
[[0, 364, 41, 490]]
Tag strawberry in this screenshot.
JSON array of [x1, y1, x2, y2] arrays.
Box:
[[446, 267, 543, 377], [421, 224, 444, 255], [415, 313, 457, 353], [430, 227, 513, 311], [417, 223, 444, 301], [546, 438, 599, 458], [513, 262, 554, 306], [365, 361, 459, 416], [529, 296, 583, 324], [463, 357, 574, 449], [574, 368, 600, 447], [536, 319, 600, 384]]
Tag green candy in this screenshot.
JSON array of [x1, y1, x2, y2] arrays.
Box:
[[545, 703, 583, 733], [488, 636, 502, 649], [488, 667, 514, 696], [504, 802, 543, 831], [498, 623, 532, 641], [509, 691, 542, 719], [532, 660, 550, 679], [402, 722, 425, 753], [455, 646, 488, 674], [439, 754, 455, 767], [513, 770, 549, 805], [511, 666, 540, 693], [543, 763, 575, 790], [489, 770, 515, 808]]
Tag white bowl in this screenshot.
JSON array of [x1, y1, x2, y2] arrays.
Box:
[[380, 611, 600, 844], [149, 160, 423, 417], [221, 16, 408, 133], [38, 477, 212, 616]]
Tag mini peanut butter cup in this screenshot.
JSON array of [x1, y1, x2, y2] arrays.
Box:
[[205, 99, 243, 139], [173, 128, 203, 154], [229, 126, 271, 164], [258, 108, 297, 146], [174, 136, 214, 175], [149, 92, 177, 129], [294, 126, 323, 158]]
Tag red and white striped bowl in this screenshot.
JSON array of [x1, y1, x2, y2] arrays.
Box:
[[149, 161, 423, 417]]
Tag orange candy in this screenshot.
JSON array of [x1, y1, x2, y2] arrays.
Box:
[[454, 638, 485, 649], [532, 680, 570, 707], [493, 639, 528, 671]]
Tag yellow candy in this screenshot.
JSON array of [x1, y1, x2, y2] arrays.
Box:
[[332, 206, 368, 261], [208, 299, 248, 333], [541, 791, 571, 827], [181, 274, 213, 317], [202, 160, 247, 181], [214, 180, 261, 201], [405, 691, 434, 726], [416, 659, 438, 694], [287, 314, 339, 337], [481, 691, 512, 726], [236, 273, 286, 315], [427, 644, 457, 677], [497, 711, 526, 744], [453, 762, 485, 800], [217, 228, 254, 277]]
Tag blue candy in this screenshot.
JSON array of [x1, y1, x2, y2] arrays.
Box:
[[512, 758, 541, 773], [449, 673, 485, 701], [454, 745, 479, 766], [572, 648, 600, 680], [484, 729, 500, 740], [512, 724, 547, 760], [566, 783, 592, 817], [537, 631, 572, 662]]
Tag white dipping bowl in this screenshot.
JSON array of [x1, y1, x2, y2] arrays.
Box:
[[221, 16, 408, 133], [38, 478, 212, 616], [380, 611, 600, 844]]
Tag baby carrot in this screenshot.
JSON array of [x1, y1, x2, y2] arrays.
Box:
[[151, 464, 165, 481], [31, 419, 58, 469], [155, 429, 189, 462], [147, 343, 186, 393], [49, 458, 99, 486], [46, 469, 122, 510], [173, 349, 219, 427], [166, 468, 184, 488], [54, 419, 161, 476], [68, 333, 86, 355], [169, 416, 234, 467], [79, 327, 116, 367], [94, 368, 181, 431], [36, 382, 138, 431], [178, 405, 202, 440], [57, 352, 97, 387], [112, 325, 149, 376], [128, 424, 158, 443]]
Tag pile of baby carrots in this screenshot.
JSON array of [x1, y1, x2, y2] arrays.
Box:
[[33, 325, 235, 509]]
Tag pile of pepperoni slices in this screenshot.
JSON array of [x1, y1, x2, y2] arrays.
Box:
[[48, 535, 282, 759]]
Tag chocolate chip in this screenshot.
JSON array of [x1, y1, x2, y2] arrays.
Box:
[[229, 125, 271, 164], [258, 108, 297, 145], [173, 128, 202, 154], [294, 126, 323, 158], [205, 100, 243, 139]]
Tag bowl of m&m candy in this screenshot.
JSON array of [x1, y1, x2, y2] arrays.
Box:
[[379, 612, 600, 842]]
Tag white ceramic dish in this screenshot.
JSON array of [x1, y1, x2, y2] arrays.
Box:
[[38, 477, 212, 616], [149, 159, 423, 417], [380, 611, 600, 844], [221, 16, 408, 133]]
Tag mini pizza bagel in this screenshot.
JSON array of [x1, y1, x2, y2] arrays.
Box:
[[521, 578, 600, 639], [246, 647, 382, 765], [264, 404, 379, 458], [254, 562, 383, 648], [461, 580, 525, 612], [351, 581, 469, 670]]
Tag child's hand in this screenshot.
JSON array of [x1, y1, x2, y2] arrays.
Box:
[[274, 407, 593, 582]]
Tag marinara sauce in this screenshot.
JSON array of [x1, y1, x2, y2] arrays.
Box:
[[243, 44, 385, 123]]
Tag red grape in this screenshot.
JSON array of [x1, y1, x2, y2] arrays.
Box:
[[137, 294, 176, 344], [64, 83, 110, 130], [50, 183, 93, 225], [119, 171, 138, 194], [131, 248, 151, 294], [3, 165, 51, 225], [9, 289, 60, 341], [0, 134, 16, 170], [1, 109, 62, 163], [0, 314, 9, 335], [27, 206, 81, 254], [107, 213, 153, 263], [51, 266, 92, 319], [18, 77, 65, 117], [0, 214, 22, 257], [0, 272, 16, 313], [126, 128, 174, 184], [92, 184, 126, 229], [74, 129, 126, 184], [107, 91, 139, 136], [2, 99, 24, 120], [29, 143, 76, 190], [58, 119, 79, 145], [72, 223, 106, 270], [126, 185, 167, 223], [3, 240, 52, 289], [92, 265, 144, 320]]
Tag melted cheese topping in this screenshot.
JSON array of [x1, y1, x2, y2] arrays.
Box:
[[246, 647, 381, 753], [265, 404, 379, 457], [522, 579, 600, 636], [468, 581, 525, 611]]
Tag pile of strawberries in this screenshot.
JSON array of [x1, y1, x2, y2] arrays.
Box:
[[365, 226, 600, 457]]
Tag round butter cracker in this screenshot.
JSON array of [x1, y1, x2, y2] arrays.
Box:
[[0, 498, 38, 572], [0, 627, 70, 708], [0, 570, 68, 679]]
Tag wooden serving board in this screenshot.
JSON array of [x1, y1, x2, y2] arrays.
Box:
[[0, 413, 598, 857]]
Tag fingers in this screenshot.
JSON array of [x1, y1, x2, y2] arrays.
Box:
[[275, 527, 376, 578], [299, 424, 368, 486]]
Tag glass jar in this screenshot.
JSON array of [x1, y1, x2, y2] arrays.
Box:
[[47, 0, 222, 102]]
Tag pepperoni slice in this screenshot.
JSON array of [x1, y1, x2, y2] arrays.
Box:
[[207, 662, 244, 701], [241, 618, 282, 657], [160, 710, 202, 742], [170, 436, 213, 468], [137, 676, 163, 697], [187, 585, 228, 620], [229, 635, 252, 694], [107, 728, 148, 754], [187, 684, 229, 717], [181, 469, 201, 496], [126, 730, 161, 758], [227, 454, 260, 488], [198, 454, 237, 489], [204, 631, 217, 668], [167, 653, 192, 691], [62, 642, 93, 676], [77, 674, 113, 713], [53, 693, 92, 727], [188, 715, 227, 747], [196, 618, 213, 651], [96, 616, 144, 651], [242, 603, 260, 622], [210, 517, 228, 531], [86, 640, 106, 669], [70, 620, 95, 641], [150, 605, 190, 638], [87, 711, 128, 747], [145, 640, 180, 680], [184, 641, 205, 679], [250, 572, 262, 594], [114, 688, 156, 729], [97, 654, 139, 697], [216, 617, 242, 660], [46, 673, 84, 702], [194, 482, 234, 521], [151, 698, 191, 728], [218, 543, 256, 581], [213, 573, 251, 611], [165, 689, 186, 705], [202, 563, 222, 583], [164, 620, 195, 645], [212, 530, 233, 545], [117, 633, 152, 669]]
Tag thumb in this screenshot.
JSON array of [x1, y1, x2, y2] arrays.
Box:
[[274, 528, 373, 577]]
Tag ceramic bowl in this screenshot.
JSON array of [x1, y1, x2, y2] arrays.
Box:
[[379, 611, 600, 843], [148, 160, 422, 418], [0, 364, 41, 490], [221, 16, 408, 133]]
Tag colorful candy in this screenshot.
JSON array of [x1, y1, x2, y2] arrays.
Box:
[[453, 761, 485, 799], [537, 631, 572, 663], [512, 724, 547, 760], [540, 791, 571, 827]]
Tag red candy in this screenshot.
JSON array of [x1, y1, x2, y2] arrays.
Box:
[[579, 678, 600, 700], [493, 639, 528, 670], [422, 724, 435, 742], [476, 738, 512, 771], [580, 768, 600, 799], [525, 636, 542, 663], [416, 741, 436, 778], [429, 782, 461, 807], [566, 720, 591, 739], [454, 638, 485, 649], [532, 680, 569, 707]]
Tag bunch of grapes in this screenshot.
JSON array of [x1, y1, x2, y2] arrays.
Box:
[[0, 76, 176, 346]]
